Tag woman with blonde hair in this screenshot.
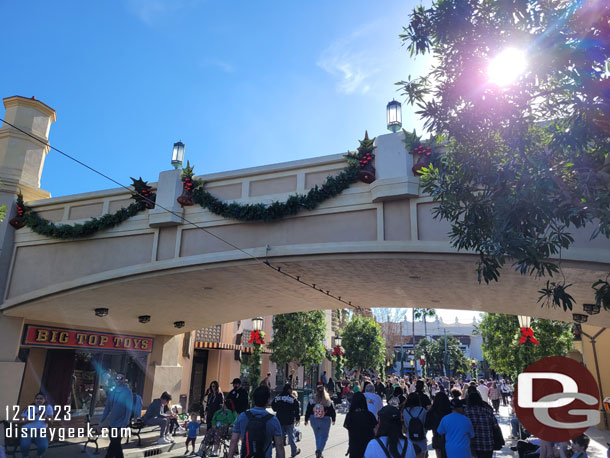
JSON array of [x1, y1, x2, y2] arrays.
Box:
[[305, 382, 336, 458]]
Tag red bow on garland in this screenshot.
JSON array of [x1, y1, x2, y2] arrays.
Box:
[[519, 327, 539, 345], [248, 330, 265, 345], [332, 346, 343, 357]]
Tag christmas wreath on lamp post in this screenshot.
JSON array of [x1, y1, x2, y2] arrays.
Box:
[[332, 333, 344, 380], [247, 317, 265, 396]]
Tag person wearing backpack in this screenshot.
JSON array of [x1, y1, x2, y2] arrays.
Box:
[[271, 384, 301, 458], [344, 392, 378, 458], [305, 382, 336, 458], [363, 405, 416, 458], [402, 393, 427, 455], [227, 385, 284, 458]]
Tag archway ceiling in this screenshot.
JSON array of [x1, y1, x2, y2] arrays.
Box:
[[5, 253, 609, 334]]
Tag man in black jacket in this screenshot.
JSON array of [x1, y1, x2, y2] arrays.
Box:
[[374, 378, 386, 400], [271, 384, 301, 458], [227, 378, 249, 414]]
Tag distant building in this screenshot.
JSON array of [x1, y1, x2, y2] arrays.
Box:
[[391, 315, 483, 376]]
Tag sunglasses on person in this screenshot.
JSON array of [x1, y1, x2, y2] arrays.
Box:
[[116, 376, 125, 381]]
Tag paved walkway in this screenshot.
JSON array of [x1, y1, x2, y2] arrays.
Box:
[[17, 405, 610, 457]]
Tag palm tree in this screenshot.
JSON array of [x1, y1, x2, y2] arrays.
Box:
[[414, 308, 437, 339]]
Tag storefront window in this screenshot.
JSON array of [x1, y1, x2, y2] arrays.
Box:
[[45, 349, 147, 418], [70, 352, 97, 417]]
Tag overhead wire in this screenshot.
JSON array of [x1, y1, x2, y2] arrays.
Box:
[[1, 118, 362, 313]]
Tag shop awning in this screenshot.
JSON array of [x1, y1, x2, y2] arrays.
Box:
[[194, 341, 271, 354]]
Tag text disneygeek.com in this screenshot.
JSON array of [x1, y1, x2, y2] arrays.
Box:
[[4, 424, 131, 441]]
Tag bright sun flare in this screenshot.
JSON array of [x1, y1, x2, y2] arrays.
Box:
[[487, 48, 527, 86]]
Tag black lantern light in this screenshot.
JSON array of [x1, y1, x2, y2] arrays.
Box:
[[335, 332, 342, 347], [171, 141, 185, 169], [174, 321, 185, 329], [386, 100, 402, 133], [94, 308, 109, 317], [138, 315, 151, 324], [583, 303, 600, 315], [572, 313, 588, 324]]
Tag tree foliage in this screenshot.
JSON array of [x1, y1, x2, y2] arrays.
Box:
[[477, 313, 573, 377], [414, 308, 437, 337], [415, 335, 470, 375], [399, 0, 610, 312], [269, 311, 327, 373], [373, 308, 407, 367], [342, 315, 386, 374]]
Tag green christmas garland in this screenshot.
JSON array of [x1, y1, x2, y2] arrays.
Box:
[[187, 131, 376, 222], [10, 132, 377, 238], [11, 178, 154, 239]]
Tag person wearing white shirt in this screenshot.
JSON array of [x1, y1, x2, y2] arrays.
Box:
[[363, 384, 383, 419], [364, 406, 416, 458], [476, 380, 489, 404]]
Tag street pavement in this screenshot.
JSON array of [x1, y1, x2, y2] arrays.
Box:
[[29, 404, 610, 457], [157, 405, 610, 458]]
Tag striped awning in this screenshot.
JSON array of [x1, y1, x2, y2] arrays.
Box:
[[194, 341, 271, 354]]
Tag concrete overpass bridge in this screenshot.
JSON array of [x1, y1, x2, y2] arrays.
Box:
[[1, 95, 609, 417]]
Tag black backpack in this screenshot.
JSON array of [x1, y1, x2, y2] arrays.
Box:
[[242, 411, 273, 458], [404, 408, 425, 442]]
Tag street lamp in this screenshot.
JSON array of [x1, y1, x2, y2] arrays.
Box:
[[334, 332, 344, 380], [420, 354, 426, 378], [386, 100, 402, 132], [172, 141, 185, 169], [517, 315, 531, 329], [248, 317, 265, 396], [252, 316, 264, 331]]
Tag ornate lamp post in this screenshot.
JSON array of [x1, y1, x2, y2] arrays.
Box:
[[386, 100, 402, 132], [171, 141, 185, 169], [517, 315, 538, 372], [333, 332, 344, 380], [420, 354, 426, 378], [248, 317, 265, 395]]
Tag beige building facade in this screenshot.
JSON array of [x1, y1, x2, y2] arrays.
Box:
[[0, 95, 608, 428]]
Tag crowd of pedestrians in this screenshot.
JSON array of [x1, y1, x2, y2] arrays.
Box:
[[3, 371, 603, 458]]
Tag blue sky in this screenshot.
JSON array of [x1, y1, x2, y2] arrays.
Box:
[[0, 1, 481, 322], [1, 0, 431, 197]]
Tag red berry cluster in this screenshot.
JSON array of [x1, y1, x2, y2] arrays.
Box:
[[140, 187, 153, 198], [412, 145, 432, 156], [248, 330, 265, 345], [183, 177, 195, 191], [358, 153, 373, 167], [16, 205, 25, 217]]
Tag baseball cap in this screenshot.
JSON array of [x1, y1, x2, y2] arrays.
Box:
[[378, 406, 401, 423], [232, 378, 242, 385]]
